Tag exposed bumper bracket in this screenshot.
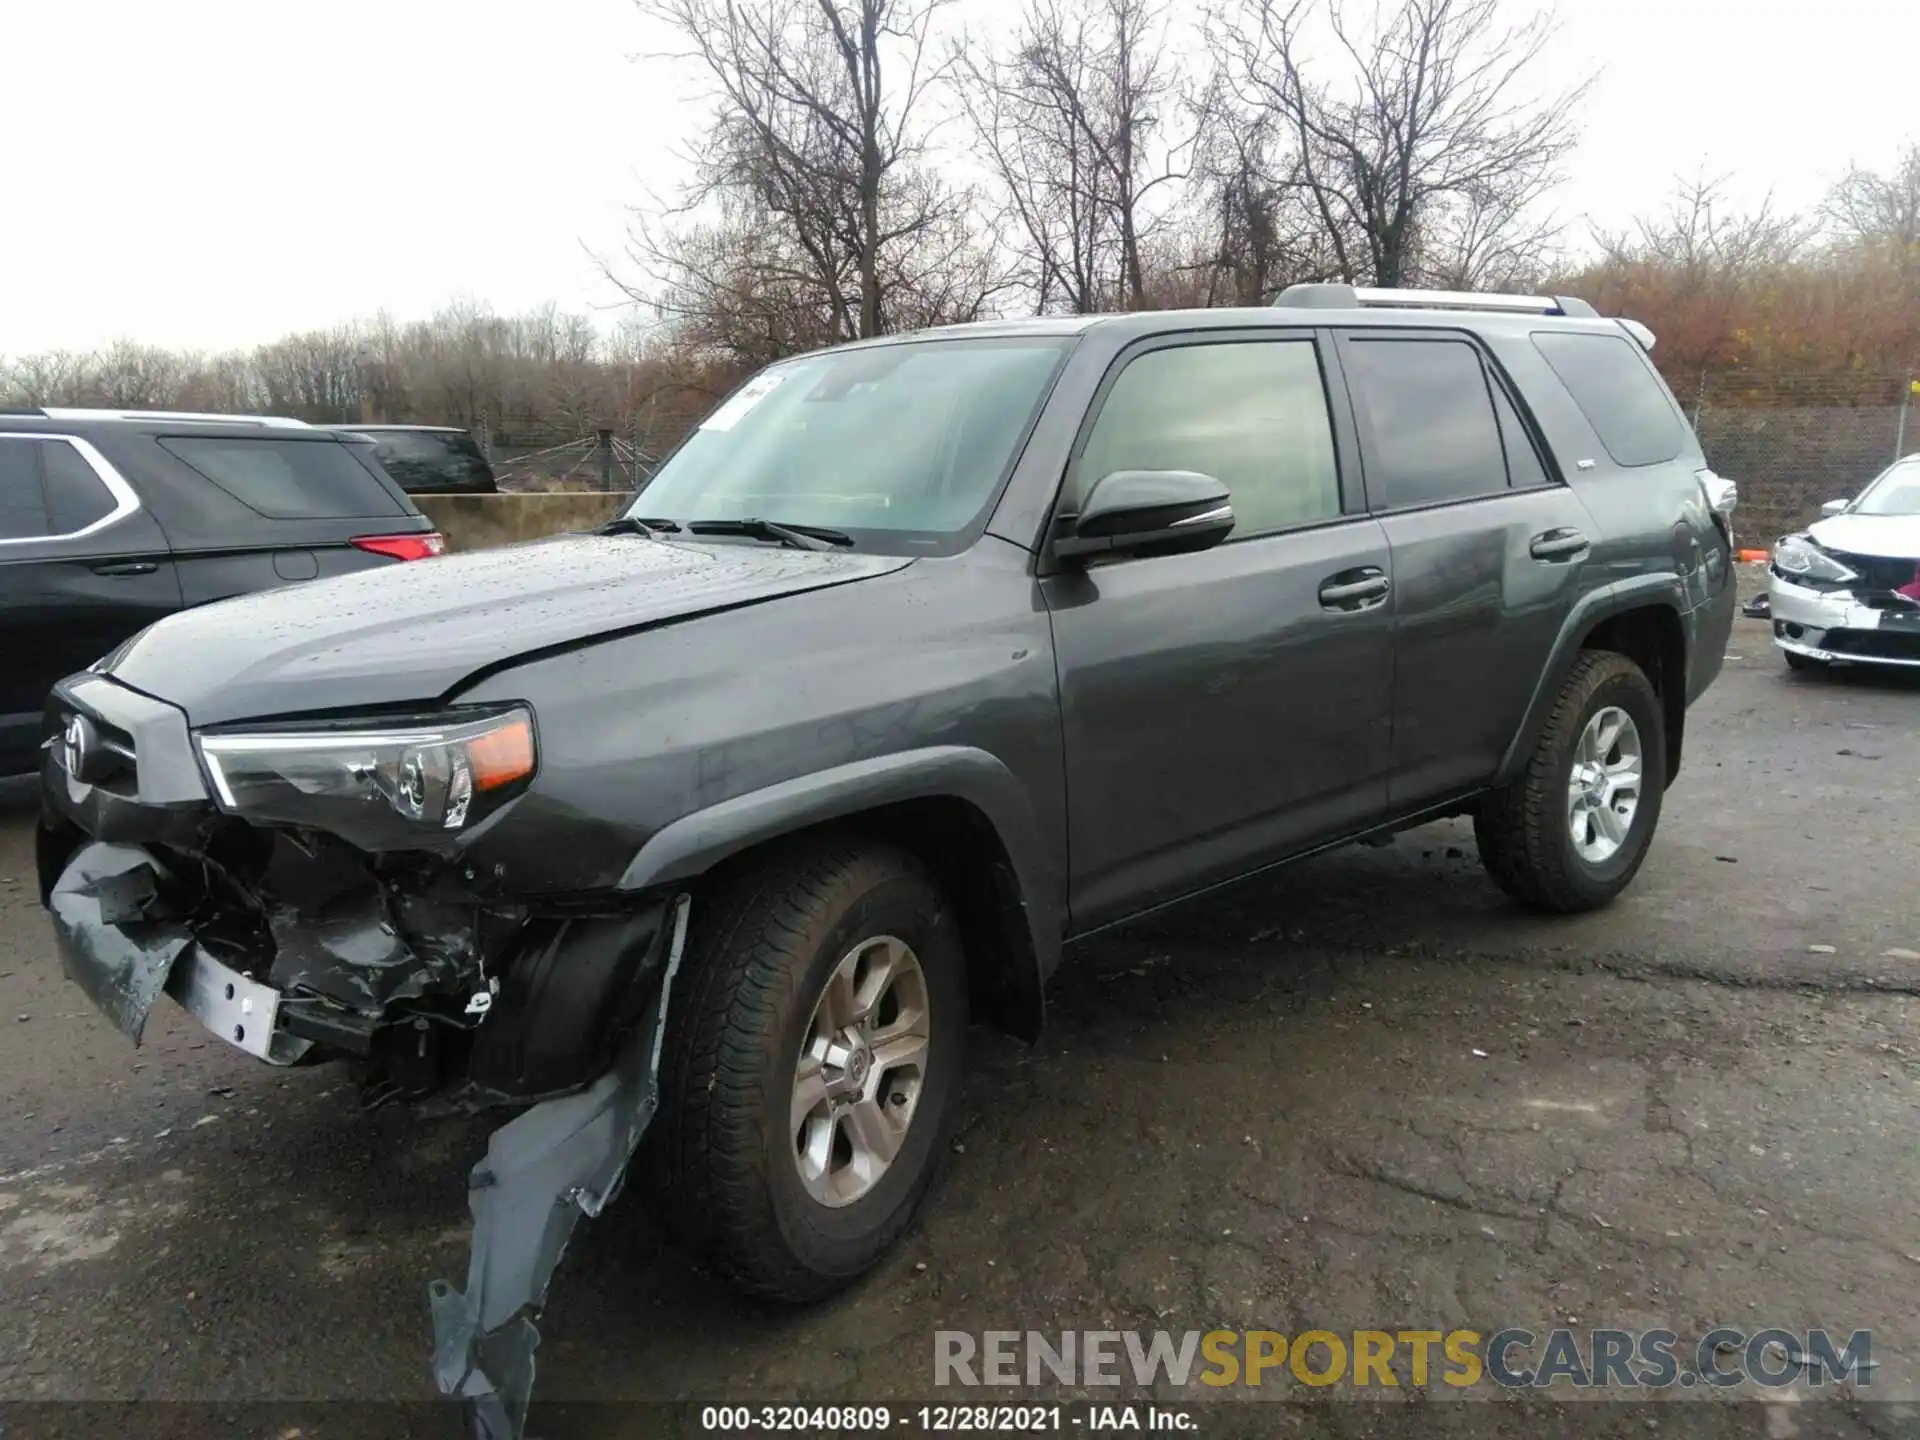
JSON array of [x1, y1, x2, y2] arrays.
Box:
[[428, 893, 691, 1440], [166, 944, 312, 1065]]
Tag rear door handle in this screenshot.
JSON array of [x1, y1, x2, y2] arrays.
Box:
[[1529, 528, 1589, 562], [1318, 568, 1390, 610], [90, 560, 159, 577]]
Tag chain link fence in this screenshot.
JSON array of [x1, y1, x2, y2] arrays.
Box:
[[1683, 371, 1915, 543], [468, 413, 667, 495]]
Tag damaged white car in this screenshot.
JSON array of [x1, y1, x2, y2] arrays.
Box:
[[1769, 454, 1920, 671]]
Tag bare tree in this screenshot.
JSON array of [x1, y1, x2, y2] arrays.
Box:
[[632, 0, 965, 342], [1416, 179, 1565, 290], [1594, 172, 1810, 276], [624, 199, 862, 368], [1823, 142, 1920, 248], [1209, 0, 1583, 288], [1190, 104, 1343, 304], [0, 350, 87, 407], [87, 341, 191, 408], [253, 325, 365, 421], [1572, 173, 1816, 372], [957, 0, 1198, 313]]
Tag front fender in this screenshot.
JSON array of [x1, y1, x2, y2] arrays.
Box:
[[1495, 575, 1689, 787], [615, 744, 1064, 979]]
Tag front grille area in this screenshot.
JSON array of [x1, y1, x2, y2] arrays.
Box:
[[1820, 628, 1920, 662], [1825, 549, 1920, 593]]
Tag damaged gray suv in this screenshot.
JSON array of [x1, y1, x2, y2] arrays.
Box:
[[37, 284, 1736, 1434]]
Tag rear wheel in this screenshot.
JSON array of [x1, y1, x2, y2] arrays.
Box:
[[651, 837, 968, 1302], [1475, 651, 1666, 914]]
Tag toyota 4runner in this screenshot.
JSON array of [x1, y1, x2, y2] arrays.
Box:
[[35, 284, 1736, 1435]]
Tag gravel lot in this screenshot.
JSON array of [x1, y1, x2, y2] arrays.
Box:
[[2, 575, 1916, 1438]]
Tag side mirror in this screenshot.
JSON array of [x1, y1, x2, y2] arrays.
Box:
[[1820, 499, 1849, 518], [1055, 470, 1235, 561]]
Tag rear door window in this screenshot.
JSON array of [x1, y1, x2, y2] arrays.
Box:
[[1342, 337, 1508, 509], [40, 440, 118, 533], [158, 436, 406, 519], [0, 437, 49, 539], [1491, 382, 1551, 489], [1531, 331, 1683, 467], [366, 430, 493, 491]]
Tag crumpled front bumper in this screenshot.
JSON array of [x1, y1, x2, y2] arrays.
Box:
[[48, 840, 311, 1063], [1769, 573, 1920, 667], [37, 671, 693, 1440]]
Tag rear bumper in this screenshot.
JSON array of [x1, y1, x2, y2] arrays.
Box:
[[1686, 558, 1739, 705], [1769, 574, 1920, 668]]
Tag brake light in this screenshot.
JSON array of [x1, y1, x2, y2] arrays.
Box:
[[351, 532, 445, 562]]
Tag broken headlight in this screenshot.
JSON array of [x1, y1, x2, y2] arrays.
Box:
[[1771, 534, 1858, 588], [197, 707, 536, 851]]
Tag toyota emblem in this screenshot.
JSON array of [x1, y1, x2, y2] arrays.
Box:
[[62, 714, 94, 780]]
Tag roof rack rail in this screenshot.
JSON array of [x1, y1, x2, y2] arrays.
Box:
[[1273, 282, 1600, 319], [36, 406, 315, 429]]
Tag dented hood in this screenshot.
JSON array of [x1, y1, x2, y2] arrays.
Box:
[[1807, 511, 1920, 560], [101, 534, 913, 726]]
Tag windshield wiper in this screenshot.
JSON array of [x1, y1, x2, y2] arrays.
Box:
[[598, 515, 681, 537], [685, 517, 854, 551]]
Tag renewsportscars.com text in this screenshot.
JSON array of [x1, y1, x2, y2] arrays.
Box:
[[934, 1328, 1874, 1390]]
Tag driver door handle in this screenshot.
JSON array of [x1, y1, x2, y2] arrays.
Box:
[[1318, 567, 1391, 611], [90, 560, 159, 577]]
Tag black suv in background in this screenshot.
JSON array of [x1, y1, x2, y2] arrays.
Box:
[[319, 423, 498, 494], [1, 409, 442, 774], [37, 287, 1735, 1434]]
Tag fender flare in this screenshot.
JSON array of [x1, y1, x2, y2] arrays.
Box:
[[1495, 574, 1690, 786], [615, 745, 1065, 981]]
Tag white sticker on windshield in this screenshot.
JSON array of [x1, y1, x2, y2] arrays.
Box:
[[700, 371, 789, 432]]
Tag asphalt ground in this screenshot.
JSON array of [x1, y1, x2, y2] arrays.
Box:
[[1, 569, 1916, 1439]]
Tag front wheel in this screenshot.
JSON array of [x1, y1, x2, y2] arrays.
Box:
[[651, 838, 968, 1302], [1475, 651, 1666, 914]]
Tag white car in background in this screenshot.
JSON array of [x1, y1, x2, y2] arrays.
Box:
[[1768, 454, 1920, 672]]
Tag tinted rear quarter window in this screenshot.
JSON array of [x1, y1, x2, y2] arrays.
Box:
[[0, 437, 48, 539], [158, 436, 405, 519], [41, 440, 117, 532], [1343, 337, 1507, 509], [1531, 331, 1683, 467]]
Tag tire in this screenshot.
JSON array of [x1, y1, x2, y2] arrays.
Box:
[[1474, 650, 1667, 914], [650, 837, 968, 1302], [1784, 650, 1828, 674]]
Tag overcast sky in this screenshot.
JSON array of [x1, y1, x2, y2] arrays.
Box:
[[3, 0, 1914, 354]]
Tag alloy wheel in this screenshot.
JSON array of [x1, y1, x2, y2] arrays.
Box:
[[790, 935, 932, 1207], [1566, 705, 1643, 864]]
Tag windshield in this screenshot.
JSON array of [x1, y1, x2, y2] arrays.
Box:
[[623, 337, 1070, 551], [1853, 458, 1920, 516]]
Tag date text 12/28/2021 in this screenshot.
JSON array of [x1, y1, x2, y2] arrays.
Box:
[[700, 1405, 1195, 1432]]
